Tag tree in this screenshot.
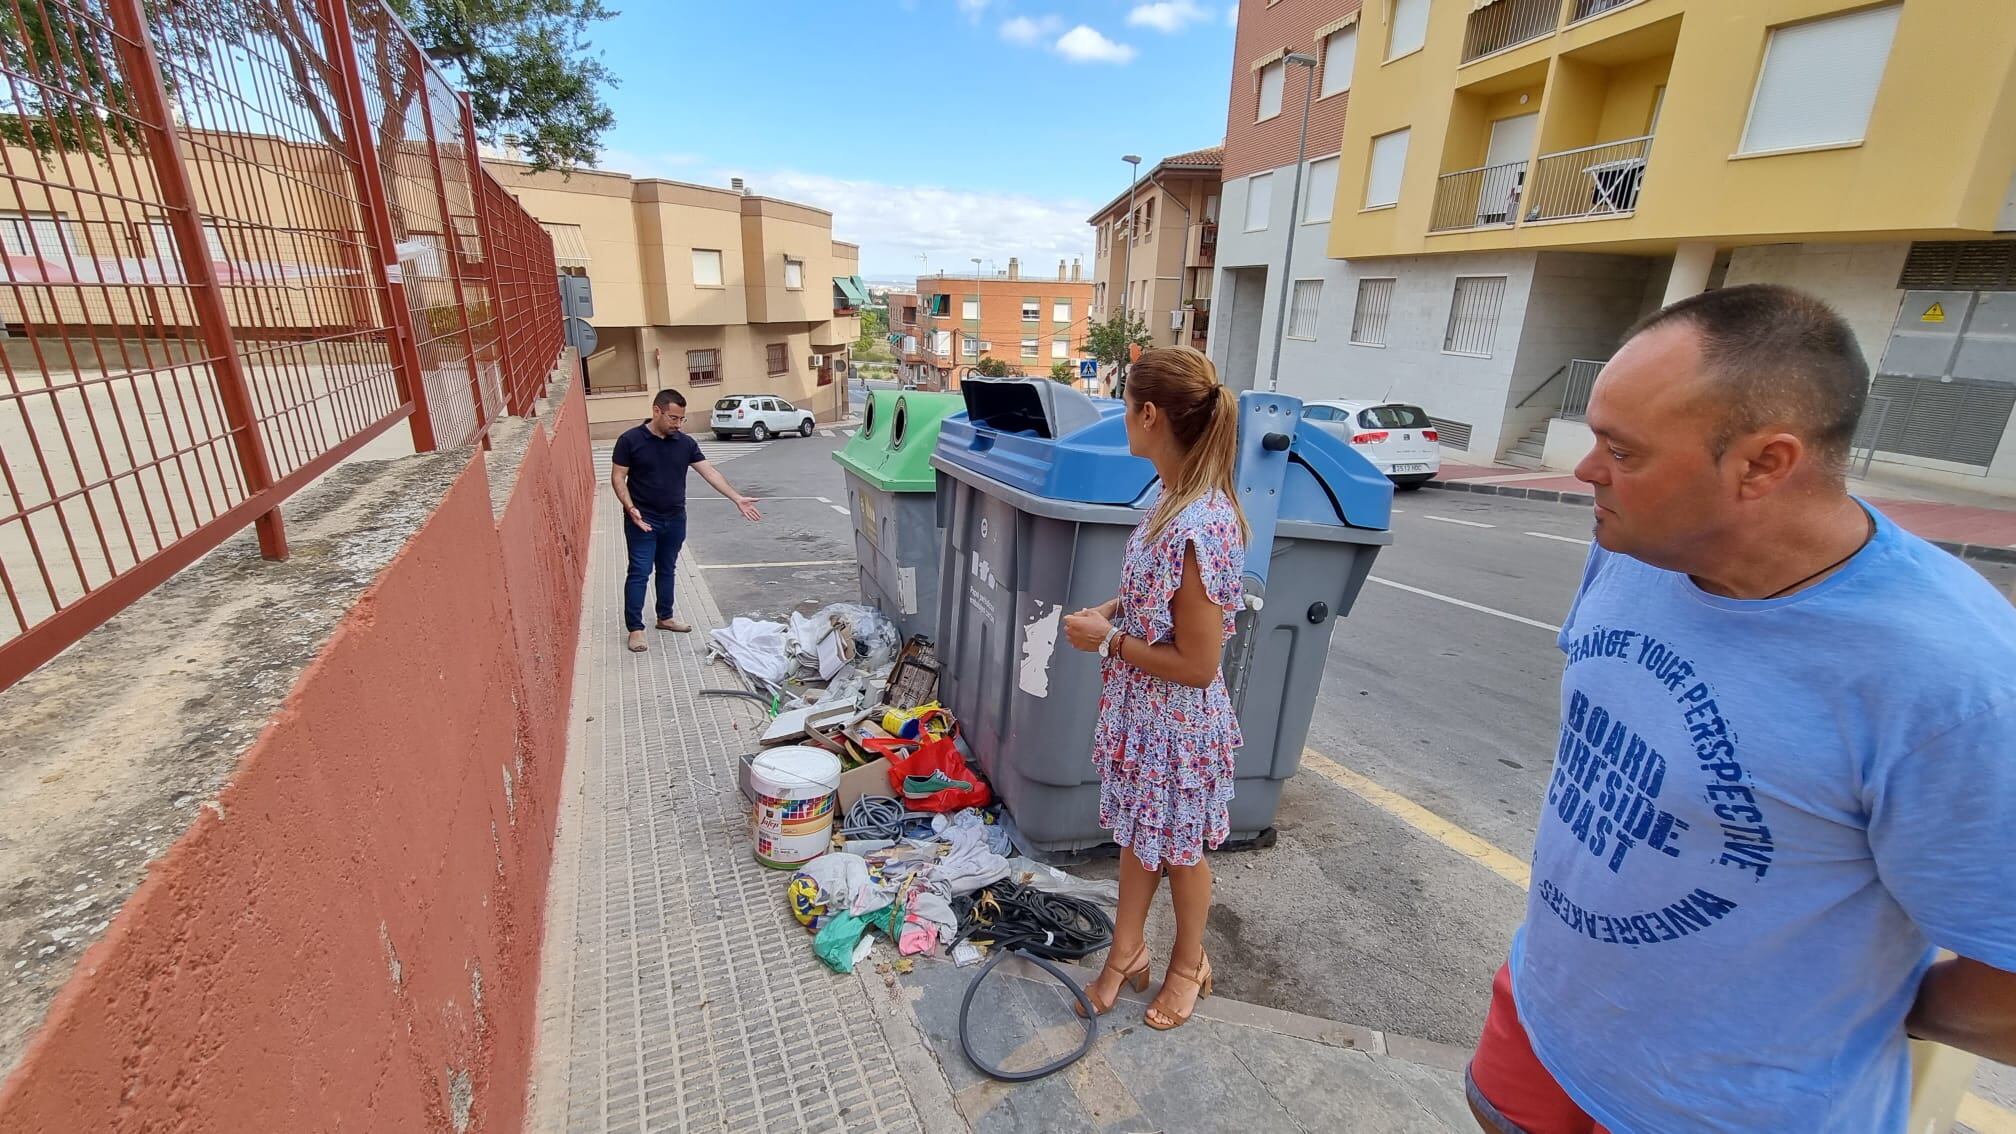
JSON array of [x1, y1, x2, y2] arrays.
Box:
[[1049, 361, 1075, 383], [973, 357, 1023, 378], [1085, 310, 1152, 370], [855, 307, 889, 357], [391, 0, 618, 172]]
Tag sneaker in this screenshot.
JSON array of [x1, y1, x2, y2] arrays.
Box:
[[902, 771, 973, 798]]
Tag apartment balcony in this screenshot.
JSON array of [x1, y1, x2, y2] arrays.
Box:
[[1464, 0, 1560, 63], [1183, 302, 1210, 349], [1523, 135, 1651, 223], [1430, 160, 1528, 232], [1195, 220, 1217, 267], [1571, 0, 1638, 22]]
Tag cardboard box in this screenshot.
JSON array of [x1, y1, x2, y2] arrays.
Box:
[[838, 757, 892, 811]]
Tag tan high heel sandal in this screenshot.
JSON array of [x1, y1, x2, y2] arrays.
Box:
[[1145, 952, 1213, 1031], [1076, 944, 1152, 1018]]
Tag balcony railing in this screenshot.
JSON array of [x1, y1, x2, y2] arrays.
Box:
[[1559, 358, 1607, 421], [1196, 220, 1218, 266], [1524, 135, 1652, 223], [1464, 0, 1560, 62], [1573, 0, 1638, 22], [1430, 160, 1528, 231]]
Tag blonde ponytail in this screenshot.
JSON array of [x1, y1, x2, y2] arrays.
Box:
[[1128, 347, 1250, 545]]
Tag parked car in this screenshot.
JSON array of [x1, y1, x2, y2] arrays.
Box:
[[711, 394, 817, 442], [1300, 401, 1441, 488]]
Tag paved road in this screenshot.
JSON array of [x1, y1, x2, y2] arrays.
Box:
[[629, 429, 2015, 1126]]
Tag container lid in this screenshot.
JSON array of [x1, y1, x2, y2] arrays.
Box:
[[933, 378, 1157, 506], [751, 745, 842, 788], [834, 391, 966, 492]]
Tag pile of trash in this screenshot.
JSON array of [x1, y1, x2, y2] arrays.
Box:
[[708, 602, 901, 708]]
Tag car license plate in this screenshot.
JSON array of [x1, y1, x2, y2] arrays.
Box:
[[1392, 463, 1430, 473]]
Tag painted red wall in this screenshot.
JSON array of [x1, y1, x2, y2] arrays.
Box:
[[0, 379, 594, 1133]]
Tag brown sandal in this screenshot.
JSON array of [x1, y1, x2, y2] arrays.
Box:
[[627, 631, 648, 653], [1075, 944, 1151, 1018], [1145, 952, 1212, 1031]]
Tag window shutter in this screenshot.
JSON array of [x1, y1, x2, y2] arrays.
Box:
[[1740, 4, 1901, 154]]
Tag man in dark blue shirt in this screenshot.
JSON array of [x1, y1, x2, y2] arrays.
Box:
[[611, 389, 762, 652]]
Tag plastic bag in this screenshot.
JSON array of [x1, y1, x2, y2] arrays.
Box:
[[881, 736, 992, 812], [1003, 857, 1120, 908], [708, 618, 791, 685]]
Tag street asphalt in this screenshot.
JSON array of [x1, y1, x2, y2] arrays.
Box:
[[637, 410, 2015, 1122]]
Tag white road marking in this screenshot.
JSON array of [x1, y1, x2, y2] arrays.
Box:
[[831, 505, 851, 516], [820, 429, 835, 437], [1525, 531, 1592, 546], [816, 496, 833, 504], [1366, 576, 1561, 634], [697, 559, 853, 571], [841, 429, 856, 438], [1425, 515, 1495, 529]]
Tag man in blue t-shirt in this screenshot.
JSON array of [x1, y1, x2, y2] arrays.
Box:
[[611, 389, 762, 653], [1467, 285, 2016, 1134]]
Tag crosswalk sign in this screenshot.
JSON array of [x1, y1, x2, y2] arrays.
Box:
[[1078, 358, 1097, 379]]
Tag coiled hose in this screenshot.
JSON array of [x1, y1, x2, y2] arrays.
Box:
[[952, 881, 1115, 1082]]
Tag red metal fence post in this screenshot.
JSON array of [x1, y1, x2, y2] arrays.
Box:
[[315, 0, 439, 453], [107, 0, 287, 560], [411, 51, 490, 448]]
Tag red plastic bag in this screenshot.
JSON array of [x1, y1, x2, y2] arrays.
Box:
[[880, 736, 992, 812]]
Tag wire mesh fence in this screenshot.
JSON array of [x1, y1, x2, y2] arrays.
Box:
[[0, 0, 563, 687]]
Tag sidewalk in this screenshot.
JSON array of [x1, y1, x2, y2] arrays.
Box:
[[524, 452, 1477, 1133], [1433, 459, 2016, 560]]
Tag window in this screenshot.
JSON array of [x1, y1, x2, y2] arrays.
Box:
[[692, 249, 723, 287], [145, 218, 229, 264], [962, 298, 979, 320], [1444, 276, 1508, 357], [933, 330, 952, 356], [0, 212, 79, 260], [766, 343, 788, 374], [1302, 405, 1336, 422], [1022, 299, 1040, 322], [1287, 280, 1323, 340], [1245, 172, 1274, 231], [777, 399, 798, 411], [784, 258, 804, 289], [1321, 26, 1357, 97], [1052, 299, 1071, 323], [1362, 404, 1431, 429], [1142, 198, 1156, 239], [1052, 338, 1070, 359], [1365, 128, 1410, 208], [902, 304, 918, 323], [1021, 338, 1040, 359], [1387, 0, 1429, 60], [963, 334, 978, 358], [1257, 60, 1285, 120], [1740, 4, 1900, 155], [1350, 278, 1396, 345], [1304, 156, 1340, 223], [687, 349, 720, 385]]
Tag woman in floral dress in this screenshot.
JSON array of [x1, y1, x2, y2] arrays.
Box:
[[1063, 345, 1247, 1031]]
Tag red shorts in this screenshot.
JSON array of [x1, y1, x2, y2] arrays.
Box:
[[1466, 964, 1610, 1134]]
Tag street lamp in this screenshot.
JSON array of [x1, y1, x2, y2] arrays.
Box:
[[1117, 153, 1142, 397], [1265, 52, 1319, 394], [969, 256, 982, 376]]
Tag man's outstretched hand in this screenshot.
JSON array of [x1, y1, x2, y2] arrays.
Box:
[[736, 497, 763, 523]]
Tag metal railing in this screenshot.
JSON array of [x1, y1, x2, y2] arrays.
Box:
[[0, 0, 564, 688], [1463, 0, 1561, 62], [1430, 160, 1528, 231], [1524, 136, 1653, 223], [1559, 359, 1607, 421], [1573, 0, 1640, 22]]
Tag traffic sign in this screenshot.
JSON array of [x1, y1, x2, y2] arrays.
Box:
[[1078, 358, 1097, 379]]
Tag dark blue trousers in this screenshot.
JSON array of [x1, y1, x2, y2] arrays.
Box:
[[622, 509, 688, 632]]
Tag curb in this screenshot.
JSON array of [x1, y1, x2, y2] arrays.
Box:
[[1422, 481, 2016, 565]]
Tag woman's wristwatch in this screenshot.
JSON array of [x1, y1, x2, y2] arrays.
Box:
[[1099, 626, 1123, 658]]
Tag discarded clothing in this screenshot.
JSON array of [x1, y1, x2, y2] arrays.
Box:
[[708, 617, 792, 685], [909, 889, 959, 942], [934, 822, 1012, 897], [794, 852, 888, 919], [898, 919, 939, 956], [813, 911, 872, 973]]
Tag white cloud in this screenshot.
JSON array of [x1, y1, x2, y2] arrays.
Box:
[[1127, 1, 1209, 33], [1227, 4, 1239, 27], [1000, 14, 1062, 44], [704, 167, 1094, 280], [1055, 25, 1138, 64]]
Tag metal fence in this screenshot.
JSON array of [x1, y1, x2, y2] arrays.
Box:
[[1463, 0, 1561, 63], [0, 0, 564, 688], [1559, 358, 1607, 421], [1525, 136, 1653, 224], [1430, 159, 1528, 232]]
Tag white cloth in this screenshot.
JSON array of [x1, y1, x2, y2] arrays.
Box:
[[708, 617, 791, 685], [794, 852, 888, 917], [931, 823, 1011, 897]]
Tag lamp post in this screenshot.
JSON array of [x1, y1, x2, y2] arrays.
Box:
[[1117, 153, 1141, 397], [969, 256, 982, 377], [1265, 52, 1319, 393]]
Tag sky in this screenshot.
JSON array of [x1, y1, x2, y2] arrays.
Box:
[[583, 1, 1239, 280]]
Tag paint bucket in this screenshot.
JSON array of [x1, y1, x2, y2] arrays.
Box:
[[750, 746, 842, 869]]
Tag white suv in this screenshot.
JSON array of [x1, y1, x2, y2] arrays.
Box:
[[711, 395, 817, 442], [1300, 401, 1441, 488]]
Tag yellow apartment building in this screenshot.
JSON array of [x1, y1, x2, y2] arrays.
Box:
[[1214, 0, 2016, 490], [1087, 146, 1224, 358], [486, 160, 866, 437]]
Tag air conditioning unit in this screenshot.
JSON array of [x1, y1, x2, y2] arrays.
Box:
[[809, 354, 824, 368], [1170, 309, 1185, 331]]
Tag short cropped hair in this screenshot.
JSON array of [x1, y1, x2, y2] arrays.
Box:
[[1625, 284, 1868, 472], [652, 389, 686, 410]]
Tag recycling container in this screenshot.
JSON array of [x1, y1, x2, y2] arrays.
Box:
[[833, 389, 966, 643], [930, 377, 1394, 853]]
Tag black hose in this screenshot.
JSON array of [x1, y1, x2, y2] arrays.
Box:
[[953, 882, 1114, 1082]]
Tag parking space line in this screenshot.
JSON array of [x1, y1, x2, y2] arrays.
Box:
[[696, 559, 853, 571], [831, 505, 850, 516], [1367, 576, 1561, 633], [1300, 748, 1530, 888], [816, 496, 833, 504], [1426, 515, 1495, 529], [1525, 532, 1592, 546]]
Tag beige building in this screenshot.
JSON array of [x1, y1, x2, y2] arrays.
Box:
[[1088, 146, 1223, 356], [485, 161, 866, 437]]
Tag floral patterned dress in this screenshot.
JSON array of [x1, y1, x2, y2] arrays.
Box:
[[1092, 491, 1247, 870]]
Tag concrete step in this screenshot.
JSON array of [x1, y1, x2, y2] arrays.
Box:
[[1509, 439, 1544, 458], [1501, 451, 1545, 470]]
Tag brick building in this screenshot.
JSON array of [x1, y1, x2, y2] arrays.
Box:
[[911, 260, 1095, 389]]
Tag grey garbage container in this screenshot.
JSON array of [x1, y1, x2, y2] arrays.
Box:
[[930, 378, 1394, 853], [833, 389, 966, 643]]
